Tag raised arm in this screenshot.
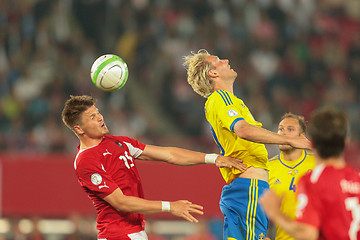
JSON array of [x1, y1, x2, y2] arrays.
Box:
[[233, 119, 310, 149], [136, 145, 247, 171], [103, 188, 203, 222]]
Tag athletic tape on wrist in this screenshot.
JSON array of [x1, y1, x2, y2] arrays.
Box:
[[162, 201, 171, 212], [205, 153, 218, 164]]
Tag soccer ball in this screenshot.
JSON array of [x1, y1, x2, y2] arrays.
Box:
[[90, 54, 128, 91]]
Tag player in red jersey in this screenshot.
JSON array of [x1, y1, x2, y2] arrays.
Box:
[[62, 95, 246, 240], [260, 107, 360, 240]]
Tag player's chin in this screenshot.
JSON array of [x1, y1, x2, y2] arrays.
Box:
[[102, 127, 109, 135], [278, 145, 292, 151]]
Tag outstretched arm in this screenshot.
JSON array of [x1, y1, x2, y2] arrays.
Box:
[[233, 120, 310, 149], [259, 190, 318, 240], [136, 145, 247, 171], [104, 188, 203, 222]]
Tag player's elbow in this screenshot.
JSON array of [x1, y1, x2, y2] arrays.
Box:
[[111, 200, 134, 213], [234, 123, 252, 140], [236, 129, 251, 140], [104, 189, 134, 213]]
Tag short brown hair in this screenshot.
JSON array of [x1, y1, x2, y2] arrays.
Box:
[[183, 49, 214, 98], [62, 95, 97, 133], [308, 107, 348, 159], [281, 112, 307, 134]]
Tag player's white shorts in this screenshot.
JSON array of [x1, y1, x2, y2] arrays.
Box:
[[128, 230, 148, 240], [98, 230, 148, 240]]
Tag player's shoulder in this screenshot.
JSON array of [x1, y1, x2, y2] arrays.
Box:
[[74, 147, 101, 171], [304, 150, 315, 157], [105, 134, 146, 156], [303, 150, 316, 165], [305, 164, 349, 184], [105, 134, 135, 144], [208, 90, 239, 106], [341, 165, 360, 181]]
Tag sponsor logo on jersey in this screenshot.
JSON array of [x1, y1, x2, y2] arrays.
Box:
[[288, 170, 299, 176], [103, 149, 112, 156], [274, 179, 281, 184], [258, 233, 266, 240], [91, 173, 102, 185], [99, 182, 109, 189], [227, 109, 239, 117]]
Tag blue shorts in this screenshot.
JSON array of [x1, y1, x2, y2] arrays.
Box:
[[220, 178, 269, 240]]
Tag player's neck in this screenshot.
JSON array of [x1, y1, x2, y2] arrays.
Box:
[[316, 155, 346, 168], [213, 82, 234, 94], [79, 136, 104, 149], [281, 149, 303, 161]]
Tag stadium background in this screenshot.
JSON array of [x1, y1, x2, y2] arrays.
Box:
[[0, 0, 360, 239]]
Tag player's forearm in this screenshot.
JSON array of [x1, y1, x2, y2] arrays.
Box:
[[117, 196, 163, 214], [104, 191, 164, 214], [272, 214, 318, 240], [234, 121, 291, 145], [139, 145, 207, 165], [165, 147, 207, 165]]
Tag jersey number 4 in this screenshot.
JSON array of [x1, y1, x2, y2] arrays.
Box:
[[119, 151, 134, 169], [289, 177, 296, 192]]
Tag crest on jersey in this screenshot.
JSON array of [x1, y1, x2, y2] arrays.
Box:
[[227, 109, 239, 117], [91, 173, 102, 185]]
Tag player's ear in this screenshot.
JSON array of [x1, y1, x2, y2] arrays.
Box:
[[208, 69, 218, 78], [74, 125, 84, 135]]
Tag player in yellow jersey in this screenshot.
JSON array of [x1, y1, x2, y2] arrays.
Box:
[[183, 49, 310, 240], [268, 113, 315, 239]]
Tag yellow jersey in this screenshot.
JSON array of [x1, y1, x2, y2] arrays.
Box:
[[268, 150, 315, 240], [205, 90, 268, 183]]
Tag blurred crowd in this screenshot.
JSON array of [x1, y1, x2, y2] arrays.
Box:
[[0, 0, 360, 158]]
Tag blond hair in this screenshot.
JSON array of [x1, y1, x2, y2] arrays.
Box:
[[183, 49, 214, 98]]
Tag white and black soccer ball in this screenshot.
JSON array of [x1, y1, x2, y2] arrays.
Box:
[[90, 54, 128, 91]]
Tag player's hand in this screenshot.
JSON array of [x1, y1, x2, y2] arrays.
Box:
[[259, 189, 282, 220], [170, 200, 203, 223], [289, 135, 311, 150], [215, 156, 247, 171]]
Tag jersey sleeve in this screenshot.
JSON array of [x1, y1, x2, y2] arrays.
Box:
[[113, 136, 146, 158], [76, 153, 119, 199], [295, 176, 321, 229], [212, 91, 245, 132]]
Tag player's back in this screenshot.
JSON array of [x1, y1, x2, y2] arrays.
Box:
[[297, 164, 360, 240]]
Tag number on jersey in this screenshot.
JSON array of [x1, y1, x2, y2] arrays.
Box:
[[119, 151, 134, 169]]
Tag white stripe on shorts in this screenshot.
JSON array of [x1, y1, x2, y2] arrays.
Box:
[[128, 230, 148, 240]]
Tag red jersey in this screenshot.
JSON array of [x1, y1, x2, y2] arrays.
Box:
[[74, 135, 146, 239], [296, 164, 360, 240]]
